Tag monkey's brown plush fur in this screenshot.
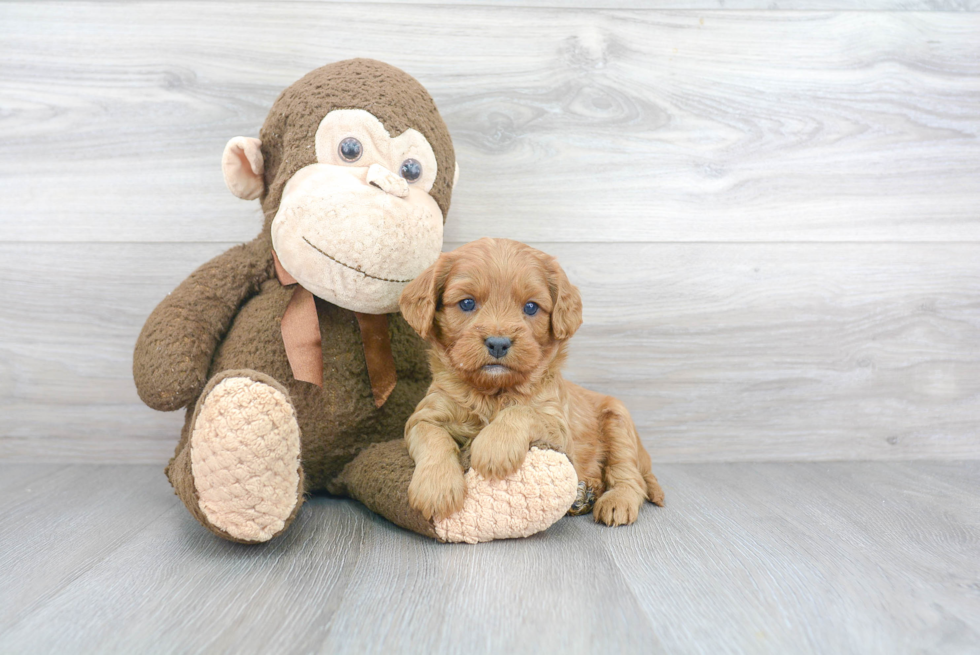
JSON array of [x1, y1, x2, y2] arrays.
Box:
[[134, 60, 578, 544]]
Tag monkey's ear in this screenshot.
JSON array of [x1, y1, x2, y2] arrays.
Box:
[[547, 256, 583, 341], [400, 253, 453, 340], [453, 162, 460, 189], [222, 137, 265, 200]]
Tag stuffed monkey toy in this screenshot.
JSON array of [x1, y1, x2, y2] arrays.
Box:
[[134, 59, 578, 544]]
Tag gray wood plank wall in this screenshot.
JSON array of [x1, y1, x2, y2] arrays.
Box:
[[1, 2, 978, 463]]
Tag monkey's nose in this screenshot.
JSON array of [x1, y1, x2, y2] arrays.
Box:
[[366, 163, 409, 198], [485, 337, 511, 359]]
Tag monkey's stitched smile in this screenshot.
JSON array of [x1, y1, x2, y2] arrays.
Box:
[[302, 236, 413, 284]]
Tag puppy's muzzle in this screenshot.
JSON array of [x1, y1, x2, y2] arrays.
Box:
[[484, 336, 511, 359]]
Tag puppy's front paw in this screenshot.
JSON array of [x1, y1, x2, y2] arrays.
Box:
[[470, 422, 530, 480], [408, 461, 467, 521], [593, 487, 644, 527]]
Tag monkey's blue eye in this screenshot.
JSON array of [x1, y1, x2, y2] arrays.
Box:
[[400, 158, 422, 182], [339, 137, 362, 162], [458, 298, 476, 312], [523, 302, 539, 316]]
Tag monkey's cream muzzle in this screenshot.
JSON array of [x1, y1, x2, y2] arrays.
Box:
[[271, 163, 444, 314]]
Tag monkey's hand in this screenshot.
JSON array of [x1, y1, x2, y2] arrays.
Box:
[[133, 239, 273, 411]]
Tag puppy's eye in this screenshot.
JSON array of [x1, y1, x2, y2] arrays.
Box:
[[400, 158, 422, 183], [338, 137, 363, 163], [523, 301, 539, 316], [458, 298, 476, 312]]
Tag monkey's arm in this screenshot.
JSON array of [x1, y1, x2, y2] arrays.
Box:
[[133, 237, 274, 411], [340, 391, 580, 543]]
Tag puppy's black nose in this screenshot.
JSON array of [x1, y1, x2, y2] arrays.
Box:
[[485, 336, 511, 359]]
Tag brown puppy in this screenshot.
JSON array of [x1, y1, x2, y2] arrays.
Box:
[[399, 238, 664, 527]]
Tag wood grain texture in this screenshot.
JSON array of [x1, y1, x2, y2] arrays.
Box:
[[604, 461, 980, 654], [212, 1, 980, 9], [0, 462, 977, 654], [1, 5, 978, 243], [2, 241, 977, 463], [0, 465, 171, 629]]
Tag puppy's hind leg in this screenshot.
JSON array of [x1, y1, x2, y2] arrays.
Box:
[[592, 399, 656, 527], [638, 435, 665, 507]]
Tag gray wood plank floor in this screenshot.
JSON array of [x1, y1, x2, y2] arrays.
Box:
[[1, 462, 977, 654]]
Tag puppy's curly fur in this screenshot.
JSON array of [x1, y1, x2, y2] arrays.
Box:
[[399, 238, 664, 526]]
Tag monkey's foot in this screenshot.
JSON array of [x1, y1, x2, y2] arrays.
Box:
[[434, 447, 578, 544], [189, 374, 303, 543]]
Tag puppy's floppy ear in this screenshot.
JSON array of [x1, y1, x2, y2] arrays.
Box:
[[400, 252, 453, 340], [546, 256, 583, 341]]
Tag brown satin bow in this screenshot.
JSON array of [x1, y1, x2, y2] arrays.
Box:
[[273, 251, 397, 408]]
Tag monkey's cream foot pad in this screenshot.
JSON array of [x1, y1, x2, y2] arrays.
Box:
[[435, 447, 579, 544], [190, 377, 302, 543]]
